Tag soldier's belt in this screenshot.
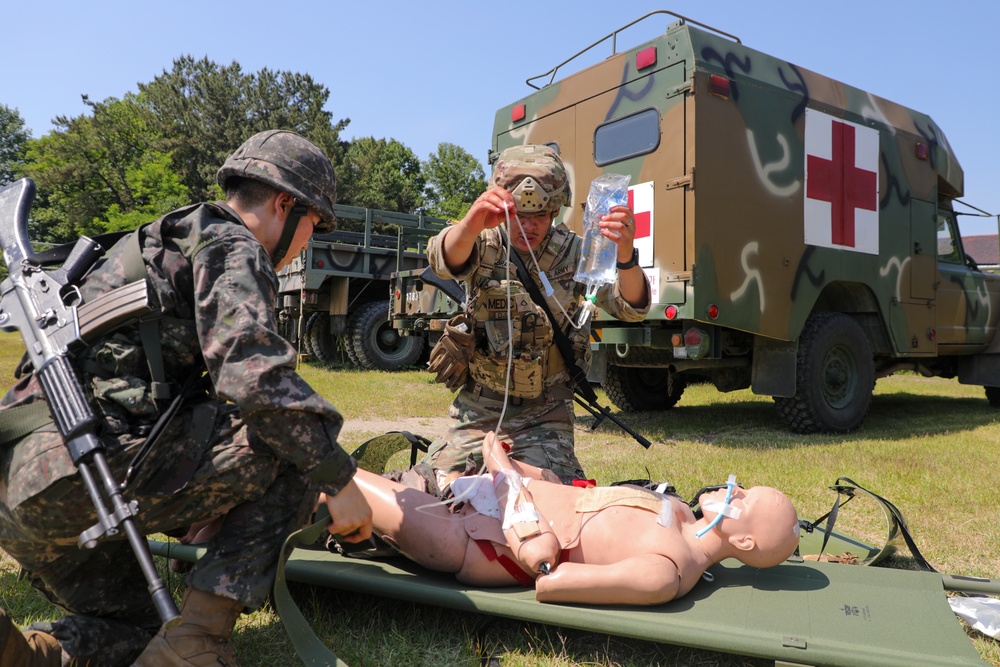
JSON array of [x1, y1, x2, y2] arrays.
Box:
[[465, 381, 573, 405]]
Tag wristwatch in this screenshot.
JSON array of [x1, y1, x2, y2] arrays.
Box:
[[616, 248, 639, 270]]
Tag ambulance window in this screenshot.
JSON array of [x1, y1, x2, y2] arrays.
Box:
[[936, 213, 961, 264], [594, 108, 660, 166]]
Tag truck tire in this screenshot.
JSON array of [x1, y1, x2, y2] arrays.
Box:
[[342, 314, 361, 367], [351, 300, 424, 371], [603, 366, 685, 412], [305, 312, 338, 364], [774, 312, 874, 434]]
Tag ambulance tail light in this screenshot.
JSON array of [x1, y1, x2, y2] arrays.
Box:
[[664, 305, 678, 320], [679, 327, 710, 361], [709, 74, 731, 99]]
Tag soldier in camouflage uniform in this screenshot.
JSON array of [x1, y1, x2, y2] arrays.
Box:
[[422, 145, 650, 488], [0, 130, 372, 667]]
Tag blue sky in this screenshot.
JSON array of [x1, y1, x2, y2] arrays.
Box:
[[4, 1, 999, 234]]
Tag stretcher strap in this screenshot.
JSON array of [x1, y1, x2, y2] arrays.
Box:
[[273, 506, 350, 667]]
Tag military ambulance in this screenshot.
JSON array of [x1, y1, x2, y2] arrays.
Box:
[[492, 10, 1000, 433]]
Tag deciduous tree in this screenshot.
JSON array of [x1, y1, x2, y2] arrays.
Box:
[[422, 142, 487, 219], [0, 104, 30, 186]]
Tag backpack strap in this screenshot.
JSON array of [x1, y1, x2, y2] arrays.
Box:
[[123, 225, 170, 401]]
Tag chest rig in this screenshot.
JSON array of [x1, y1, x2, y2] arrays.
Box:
[[465, 225, 576, 399]]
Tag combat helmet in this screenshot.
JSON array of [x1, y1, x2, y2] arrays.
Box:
[[491, 144, 570, 214], [218, 130, 337, 263]]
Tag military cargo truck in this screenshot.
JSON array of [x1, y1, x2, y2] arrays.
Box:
[[491, 10, 1000, 433], [276, 205, 460, 371]]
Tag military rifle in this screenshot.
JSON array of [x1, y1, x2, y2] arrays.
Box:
[[0, 178, 181, 627]]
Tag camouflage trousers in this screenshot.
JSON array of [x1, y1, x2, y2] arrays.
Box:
[[0, 401, 317, 667], [422, 382, 585, 484]]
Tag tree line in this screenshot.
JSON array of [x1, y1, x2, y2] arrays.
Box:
[[0, 56, 487, 246]]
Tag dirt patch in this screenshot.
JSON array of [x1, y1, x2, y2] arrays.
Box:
[[339, 416, 453, 441]]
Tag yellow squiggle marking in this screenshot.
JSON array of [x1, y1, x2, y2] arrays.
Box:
[[746, 129, 799, 198], [730, 241, 764, 313], [879, 255, 910, 301]]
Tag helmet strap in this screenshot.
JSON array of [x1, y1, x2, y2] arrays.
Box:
[[272, 202, 309, 266]]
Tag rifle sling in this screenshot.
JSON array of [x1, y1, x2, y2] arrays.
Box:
[[498, 228, 599, 404]]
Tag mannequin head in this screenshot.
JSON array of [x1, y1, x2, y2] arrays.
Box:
[[701, 485, 800, 568]]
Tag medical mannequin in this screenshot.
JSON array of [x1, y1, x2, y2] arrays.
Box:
[[350, 433, 800, 606]]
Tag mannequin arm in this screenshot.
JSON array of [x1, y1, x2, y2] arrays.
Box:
[[534, 554, 681, 605]]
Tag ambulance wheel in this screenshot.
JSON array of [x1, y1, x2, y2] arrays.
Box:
[[351, 300, 424, 371], [603, 366, 685, 412], [774, 312, 874, 433], [305, 312, 337, 364]]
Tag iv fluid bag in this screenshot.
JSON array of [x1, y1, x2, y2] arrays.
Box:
[[574, 173, 631, 294]]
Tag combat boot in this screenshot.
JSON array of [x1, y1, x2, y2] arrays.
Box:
[[0, 609, 61, 667], [132, 588, 243, 667]]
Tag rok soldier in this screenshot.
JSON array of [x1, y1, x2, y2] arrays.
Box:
[[0, 130, 372, 667], [422, 145, 650, 489]]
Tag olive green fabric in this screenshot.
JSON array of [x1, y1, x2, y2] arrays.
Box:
[[151, 541, 986, 667]]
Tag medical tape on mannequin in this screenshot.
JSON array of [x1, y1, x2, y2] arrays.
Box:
[[695, 474, 738, 538], [512, 213, 592, 331], [574, 486, 675, 528], [493, 468, 539, 532]]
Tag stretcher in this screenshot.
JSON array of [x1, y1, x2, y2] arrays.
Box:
[[150, 435, 994, 666], [149, 533, 989, 667]]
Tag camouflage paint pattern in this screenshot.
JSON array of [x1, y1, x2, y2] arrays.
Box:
[[491, 13, 1000, 376], [0, 202, 355, 666]]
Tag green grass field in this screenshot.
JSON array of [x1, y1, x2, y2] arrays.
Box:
[[1, 332, 998, 666]]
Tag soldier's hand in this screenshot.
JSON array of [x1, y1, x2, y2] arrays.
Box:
[[600, 204, 637, 260], [324, 479, 373, 543], [460, 186, 517, 234]]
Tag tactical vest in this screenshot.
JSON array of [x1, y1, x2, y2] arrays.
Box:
[[465, 225, 581, 397], [467, 280, 553, 398]]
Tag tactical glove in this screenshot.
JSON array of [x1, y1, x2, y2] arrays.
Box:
[[427, 314, 475, 391]]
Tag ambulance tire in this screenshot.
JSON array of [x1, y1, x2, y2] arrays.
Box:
[[774, 312, 874, 434], [305, 312, 337, 364], [351, 300, 424, 371], [603, 366, 685, 412]]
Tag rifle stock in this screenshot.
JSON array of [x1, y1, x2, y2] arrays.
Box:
[[0, 178, 181, 627]]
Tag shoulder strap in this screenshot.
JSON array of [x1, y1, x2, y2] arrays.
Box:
[[0, 401, 54, 446], [498, 228, 598, 404], [124, 226, 170, 401]]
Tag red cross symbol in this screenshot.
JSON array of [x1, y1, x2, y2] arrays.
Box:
[[627, 188, 651, 238], [806, 120, 877, 247]]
